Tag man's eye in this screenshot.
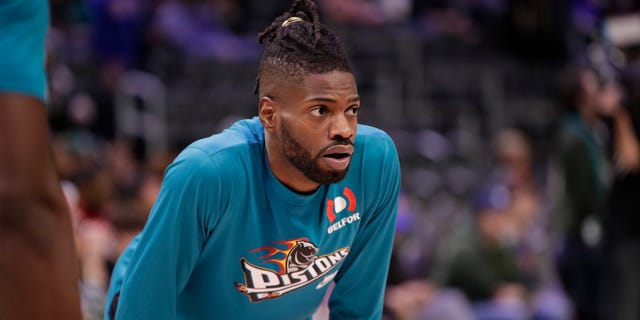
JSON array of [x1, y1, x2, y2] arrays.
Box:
[[310, 107, 327, 117], [347, 106, 359, 116]]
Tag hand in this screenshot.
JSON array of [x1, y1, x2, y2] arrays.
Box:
[[598, 81, 623, 117], [384, 280, 437, 320], [494, 283, 526, 305]]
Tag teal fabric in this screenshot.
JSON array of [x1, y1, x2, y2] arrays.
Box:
[[0, 0, 49, 102], [557, 112, 611, 237], [565, 113, 608, 199], [105, 117, 400, 319]]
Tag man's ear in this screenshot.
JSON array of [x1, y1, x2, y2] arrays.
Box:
[[259, 96, 277, 132]]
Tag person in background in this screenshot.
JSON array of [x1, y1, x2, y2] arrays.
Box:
[[490, 128, 571, 320], [63, 181, 112, 320], [554, 65, 618, 320], [431, 182, 529, 320], [601, 75, 640, 320], [0, 0, 82, 318]]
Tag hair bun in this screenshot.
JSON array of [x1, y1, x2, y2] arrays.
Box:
[[281, 17, 304, 27]]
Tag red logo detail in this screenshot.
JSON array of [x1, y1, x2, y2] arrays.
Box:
[[344, 187, 357, 211], [326, 199, 336, 223], [326, 187, 357, 223]]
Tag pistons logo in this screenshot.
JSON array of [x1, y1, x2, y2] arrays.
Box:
[[235, 238, 349, 302], [326, 187, 357, 223]]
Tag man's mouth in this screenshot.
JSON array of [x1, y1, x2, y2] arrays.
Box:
[[323, 153, 350, 160], [321, 145, 353, 170]]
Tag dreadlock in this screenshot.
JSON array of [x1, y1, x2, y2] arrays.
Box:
[[254, 0, 352, 94]]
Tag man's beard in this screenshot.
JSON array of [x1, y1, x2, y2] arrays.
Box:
[[279, 121, 352, 185]]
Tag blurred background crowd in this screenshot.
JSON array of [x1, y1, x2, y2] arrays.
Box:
[[44, 0, 640, 319]]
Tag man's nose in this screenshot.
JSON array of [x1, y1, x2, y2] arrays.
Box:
[[329, 114, 354, 140]]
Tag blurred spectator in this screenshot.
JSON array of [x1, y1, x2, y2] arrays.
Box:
[[62, 181, 111, 320], [490, 128, 540, 241], [427, 125, 572, 320], [490, 128, 571, 320], [430, 181, 529, 320], [601, 75, 640, 320], [57, 140, 163, 319], [384, 193, 476, 320], [554, 65, 616, 320]]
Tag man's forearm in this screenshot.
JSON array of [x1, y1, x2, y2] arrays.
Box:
[[0, 94, 82, 319]]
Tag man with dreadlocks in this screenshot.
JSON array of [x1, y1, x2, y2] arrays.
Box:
[[105, 0, 400, 318]]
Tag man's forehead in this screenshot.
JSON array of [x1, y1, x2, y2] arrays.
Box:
[[300, 71, 358, 92], [264, 70, 358, 102]]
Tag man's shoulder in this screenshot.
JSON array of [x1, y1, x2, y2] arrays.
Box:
[[187, 117, 264, 158], [168, 117, 264, 177], [356, 124, 392, 141], [355, 124, 397, 159], [0, 0, 47, 28], [350, 124, 400, 191]]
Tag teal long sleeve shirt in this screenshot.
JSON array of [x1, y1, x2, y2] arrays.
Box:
[[106, 117, 401, 319]]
